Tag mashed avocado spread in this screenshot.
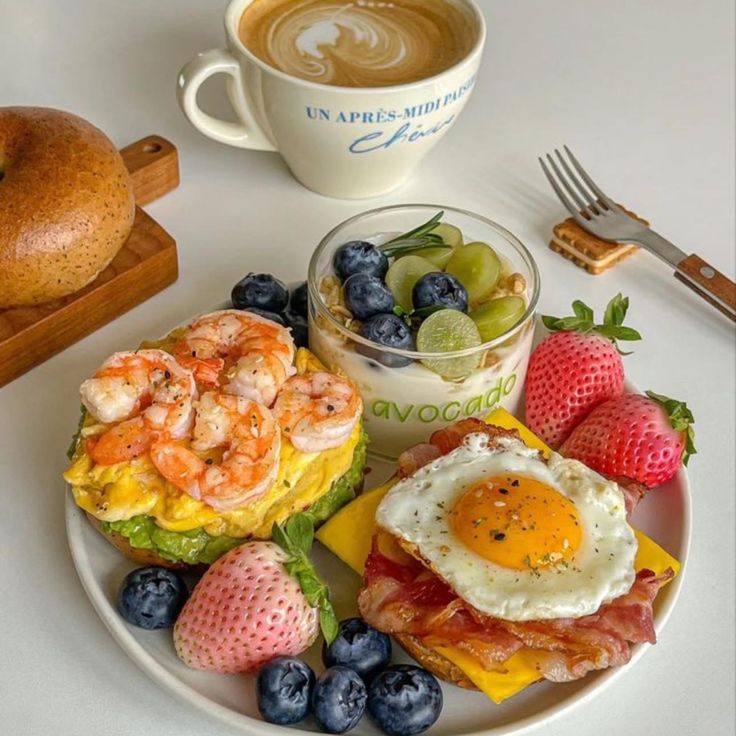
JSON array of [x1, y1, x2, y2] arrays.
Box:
[[99, 429, 368, 565]]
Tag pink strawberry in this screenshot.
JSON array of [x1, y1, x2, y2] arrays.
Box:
[[525, 294, 641, 448], [173, 541, 318, 673], [560, 391, 696, 488]]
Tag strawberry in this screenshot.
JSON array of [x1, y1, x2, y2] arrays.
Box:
[[560, 391, 696, 488], [525, 294, 641, 448], [173, 515, 337, 673]]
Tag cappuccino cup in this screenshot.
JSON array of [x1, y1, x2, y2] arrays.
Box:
[[177, 0, 486, 199]]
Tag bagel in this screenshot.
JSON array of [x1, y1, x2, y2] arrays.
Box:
[[0, 107, 135, 308]]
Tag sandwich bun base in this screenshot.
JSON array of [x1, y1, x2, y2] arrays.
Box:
[[85, 512, 193, 571], [395, 633, 477, 689]]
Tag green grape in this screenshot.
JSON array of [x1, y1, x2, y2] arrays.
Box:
[[416, 309, 482, 380], [421, 223, 464, 268], [385, 255, 436, 310], [446, 242, 501, 304], [470, 296, 527, 342], [431, 223, 464, 248]]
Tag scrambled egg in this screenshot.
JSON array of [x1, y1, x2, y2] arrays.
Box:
[[64, 346, 362, 540]]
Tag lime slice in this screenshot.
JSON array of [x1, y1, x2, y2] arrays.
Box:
[[421, 223, 464, 268], [446, 242, 501, 305], [385, 255, 437, 311], [416, 309, 483, 380], [470, 296, 526, 342]]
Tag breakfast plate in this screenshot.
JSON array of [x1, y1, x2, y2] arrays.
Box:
[[65, 370, 691, 736]]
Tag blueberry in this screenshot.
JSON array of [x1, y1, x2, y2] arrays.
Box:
[[344, 273, 395, 321], [290, 281, 309, 318], [312, 666, 367, 734], [117, 566, 188, 630], [244, 307, 286, 326], [358, 314, 414, 368], [256, 657, 315, 725], [334, 241, 389, 282], [412, 272, 468, 313], [322, 618, 392, 682], [367, 665, 443, 736], [284, 309, 309, 348], [232, 273, 290, 313]]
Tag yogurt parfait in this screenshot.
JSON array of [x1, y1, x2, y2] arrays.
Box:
[[308, 205, 540, 459]]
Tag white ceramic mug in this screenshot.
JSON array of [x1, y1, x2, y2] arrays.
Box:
[[177, 0, 486, 199]]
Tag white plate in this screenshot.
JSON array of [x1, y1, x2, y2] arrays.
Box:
[[66, 383, 691, 736]]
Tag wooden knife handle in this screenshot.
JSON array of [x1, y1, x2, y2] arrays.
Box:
[[119, 135, 180, 206], [674, 254, 736, 322]]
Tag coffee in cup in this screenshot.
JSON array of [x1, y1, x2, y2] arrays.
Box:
[[177, 0, 486, 198], [237, 0, 477, 88]]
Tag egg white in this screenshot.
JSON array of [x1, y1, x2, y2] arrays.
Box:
[[375, 433, 637, 621]]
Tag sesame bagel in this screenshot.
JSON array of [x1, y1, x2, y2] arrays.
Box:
[[0, 107, 135, 307]]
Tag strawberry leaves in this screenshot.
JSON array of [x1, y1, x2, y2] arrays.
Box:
[[272, 514, 338, 644], [542, 293, 642, 353], [645, 390, 697, 466]]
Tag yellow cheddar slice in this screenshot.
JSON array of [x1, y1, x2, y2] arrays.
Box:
[[316, 408, 680, 703]]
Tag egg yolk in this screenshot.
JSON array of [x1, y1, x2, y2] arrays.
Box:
[[450, 476, 582, 570]]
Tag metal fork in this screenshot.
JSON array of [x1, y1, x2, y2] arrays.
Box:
[[540, 146, 736, 322]]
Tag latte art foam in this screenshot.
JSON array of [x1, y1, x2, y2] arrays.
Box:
[[239, 0, 477, 87]]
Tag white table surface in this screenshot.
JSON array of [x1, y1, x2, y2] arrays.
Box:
[[1, 1, 734, 734]]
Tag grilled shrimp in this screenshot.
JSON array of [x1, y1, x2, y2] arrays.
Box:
[[150, 391, 281, 512], [272, 372, 362, 453], [80, 350, 197, 466], [172, 309, 296, 406]]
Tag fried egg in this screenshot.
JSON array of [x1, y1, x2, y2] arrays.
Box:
[[375, 433, 637, 621]]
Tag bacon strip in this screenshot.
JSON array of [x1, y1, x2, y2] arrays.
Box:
[[397, 443, 441, 478], [359, 537, 673, 684], [398, 420, 520, 478], [607, 475, 649, 517]]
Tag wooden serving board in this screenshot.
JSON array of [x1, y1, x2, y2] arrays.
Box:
[[0, 135, 180, 387]]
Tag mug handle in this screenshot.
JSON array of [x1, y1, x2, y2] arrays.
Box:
[[177, 48, 276, 151]]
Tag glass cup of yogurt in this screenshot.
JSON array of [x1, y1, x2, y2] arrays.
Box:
[[308, 204, 540, 460]]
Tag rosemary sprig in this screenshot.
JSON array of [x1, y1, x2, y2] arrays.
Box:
[[381, 211, 446, 257], [383, 241, 450, 259]]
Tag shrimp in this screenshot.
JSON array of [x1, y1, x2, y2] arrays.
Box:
[[150, 391, 281, 512], [172, 310, 296, 406], [272, 372, 362, 453], [79, 350, 197, 466]]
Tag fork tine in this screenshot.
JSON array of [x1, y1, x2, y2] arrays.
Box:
[[563, 146, 619, 210], [538, 157, 590, 228], [544, 153, 589, 214], [553, 149, 605, 214]]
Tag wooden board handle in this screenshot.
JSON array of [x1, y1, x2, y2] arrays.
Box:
[[675, 253, 736, 322], [119, 135, 180, 206]]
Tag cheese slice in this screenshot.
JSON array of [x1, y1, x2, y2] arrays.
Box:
[[316, 409, 680, 703]]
